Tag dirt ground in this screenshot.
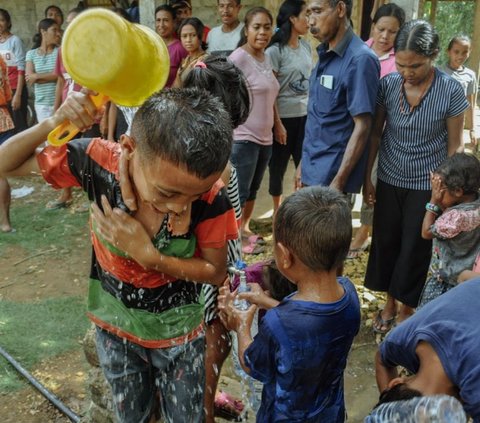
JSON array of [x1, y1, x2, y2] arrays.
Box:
[[0, 177, 380, 423]]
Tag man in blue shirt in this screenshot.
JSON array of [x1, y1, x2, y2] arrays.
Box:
[[298, 0, 379, 193], [375, 278, 480, 422]]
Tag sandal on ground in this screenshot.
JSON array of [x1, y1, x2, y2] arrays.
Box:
[[243, 234, 266, 245], [46, 199, 73, 210], [74, 202, 90, 213], [346, 240, 370, 259], [242, 242, 265, 255], [372, 310, 396, 334], [214, 391, 245, 422]]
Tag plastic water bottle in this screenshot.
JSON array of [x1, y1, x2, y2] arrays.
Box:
[[364, 394, 467, 423], [233, 260, 250, 311]]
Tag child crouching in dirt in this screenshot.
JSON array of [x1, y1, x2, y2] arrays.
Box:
[[0, 88, 238, 423], [219, 186, 361, 422]]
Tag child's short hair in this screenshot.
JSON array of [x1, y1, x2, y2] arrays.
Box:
[[436, 153, 480, 195], [274, 187, 352, 271], [375, 383, 422, 409], [130, 87, 233, 178]]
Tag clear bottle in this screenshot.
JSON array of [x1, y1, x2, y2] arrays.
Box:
[[233, 260, 250, 311]]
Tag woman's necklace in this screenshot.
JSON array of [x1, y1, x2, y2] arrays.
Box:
[[400, 68, 435, 114], [243, 45, 273, 78]]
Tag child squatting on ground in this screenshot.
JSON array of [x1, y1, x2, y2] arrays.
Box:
[[418, 152, 480, 307], [0, 88, 239, 423], [219, 186, 361, 422]]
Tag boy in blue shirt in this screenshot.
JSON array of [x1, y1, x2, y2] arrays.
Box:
[[219, 186, 361, 422]]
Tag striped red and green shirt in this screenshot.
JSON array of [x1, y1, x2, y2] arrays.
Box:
[[37, 138, 238, 348]]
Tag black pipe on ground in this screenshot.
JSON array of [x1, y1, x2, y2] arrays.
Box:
[[0, 345, 81, 423]]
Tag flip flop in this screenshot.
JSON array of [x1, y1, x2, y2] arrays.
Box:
[[214, 391, 245, 422], [242, 242, 265, 255], [346, 240, 370, 259], [245, 234, 266, 245], [372, 310, 396, 334], [46, 199, 73, 210]]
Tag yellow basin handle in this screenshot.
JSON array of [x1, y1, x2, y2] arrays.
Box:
[[47, 93, 109, 147]]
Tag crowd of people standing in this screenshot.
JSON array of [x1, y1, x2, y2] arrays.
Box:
[[1, 0, 480, 422]]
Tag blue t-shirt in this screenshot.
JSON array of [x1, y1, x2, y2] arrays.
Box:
[[380, 278, 480, 422], [302, 28, 379, 192], [244, 277, 360, 422]]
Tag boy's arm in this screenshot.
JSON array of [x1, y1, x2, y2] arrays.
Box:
[[91, 196, 229, 286], [237, 322, 254, 374], [0, 91, 97, 179], [375, 349, 398, 392]]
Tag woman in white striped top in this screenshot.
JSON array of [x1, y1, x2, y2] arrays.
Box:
[[25, 18, 60, 123], [363, 20, 469, 333]]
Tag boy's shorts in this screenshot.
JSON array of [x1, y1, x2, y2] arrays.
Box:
[[95, 327, 205, 423]]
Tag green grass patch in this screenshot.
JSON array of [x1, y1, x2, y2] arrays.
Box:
[[0, 296, 89, 392], [0, 202, 89, 253]]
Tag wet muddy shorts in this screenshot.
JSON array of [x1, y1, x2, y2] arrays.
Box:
[[95, 327, 205, 423]]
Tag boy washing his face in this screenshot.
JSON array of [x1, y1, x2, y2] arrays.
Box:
[[0, 88, 238, 423]]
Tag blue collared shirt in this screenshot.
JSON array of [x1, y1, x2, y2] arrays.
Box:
[[302, 28, 380, 192]]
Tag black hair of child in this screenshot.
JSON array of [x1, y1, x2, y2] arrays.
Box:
[[130, 87, 233, 179], [375, 383, 423, 409], [436, 152, 480, 196], [263, 260, 297, 302], [183, 55, 250, 128], [32, 18, 57, 49], [274, 186, 352, 272], [447, 35, 471, 50]]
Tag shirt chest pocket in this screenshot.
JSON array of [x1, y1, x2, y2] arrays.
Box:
[[313, 78, 342, 113]]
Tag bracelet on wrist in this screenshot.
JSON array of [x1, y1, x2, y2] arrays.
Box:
[[426, 202, 442, 216]]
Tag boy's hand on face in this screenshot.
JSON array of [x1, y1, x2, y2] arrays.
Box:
[[119, 152, 138, 211], [91, 195, 155, 266]]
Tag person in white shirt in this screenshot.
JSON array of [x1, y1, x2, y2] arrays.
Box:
[[207, 0, 243, 56]]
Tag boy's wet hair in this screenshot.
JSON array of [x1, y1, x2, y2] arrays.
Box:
[[274, 187, 352, 272], [375, 383, 422, 408], [131, 87, 233, 179], [436, 152, 480, 195], [183, 55, 250, 128]]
